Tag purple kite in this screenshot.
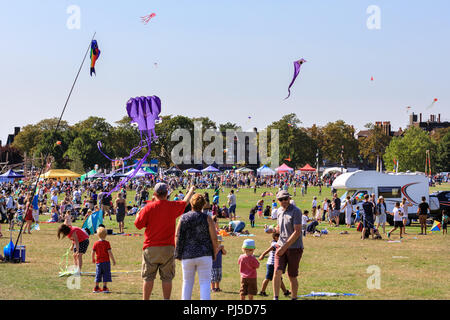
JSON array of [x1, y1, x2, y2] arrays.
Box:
[[285, 58, 307, 99], [97, 96, 161, 196]]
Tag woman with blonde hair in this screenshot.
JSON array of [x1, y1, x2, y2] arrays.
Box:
[[175, 193, 218, 300]]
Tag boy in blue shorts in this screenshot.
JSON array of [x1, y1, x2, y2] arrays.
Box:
[[257, 232, 290, 297], [92, 226, 116, 293]]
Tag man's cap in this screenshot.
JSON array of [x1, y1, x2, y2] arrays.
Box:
[[242, 239, 255, 250], [154, 183, 168, 195], [276, 190, 291, 199], [378, 196, 384, 199]]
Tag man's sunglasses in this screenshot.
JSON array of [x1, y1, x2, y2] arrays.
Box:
[[278, 197, 290, 201]]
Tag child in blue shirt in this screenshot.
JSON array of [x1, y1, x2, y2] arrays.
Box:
[[355, 206, 361, 223]]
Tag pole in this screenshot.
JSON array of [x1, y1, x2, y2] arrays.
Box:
[[12, 32, 97, 259]]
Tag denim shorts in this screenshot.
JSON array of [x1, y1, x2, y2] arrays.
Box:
[[265, 264, 275, 280]]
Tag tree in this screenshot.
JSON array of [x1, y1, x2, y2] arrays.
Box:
[[265, 114, 317, 168], [219, 122, 241, 132], [359, 123, 392, 167], [435, 131, 450, 172], [11, 124, 43, 155], [66, 117, 113, 171], [383, 126, 436, 172], [320, 120, 359, 166]]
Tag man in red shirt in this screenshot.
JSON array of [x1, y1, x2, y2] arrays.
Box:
[[135, 183, 195, 300]]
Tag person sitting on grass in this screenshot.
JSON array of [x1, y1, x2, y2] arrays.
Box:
[[92, 226, 116, 293], [258, 232, 290, 298]]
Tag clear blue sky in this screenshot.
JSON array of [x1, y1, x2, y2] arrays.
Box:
[[1, 0, 449, 143]]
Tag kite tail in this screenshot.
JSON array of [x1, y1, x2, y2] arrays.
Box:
[[90, 67, 96, 76], [97, 131, 145, 163], [285, 90, 291, 100], [105, 138, 152, 197]]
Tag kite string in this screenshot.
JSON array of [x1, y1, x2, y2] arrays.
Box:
[[12, 32, 97, 258]]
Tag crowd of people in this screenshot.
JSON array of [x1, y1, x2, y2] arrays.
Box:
[[0, 170, 448, 299]]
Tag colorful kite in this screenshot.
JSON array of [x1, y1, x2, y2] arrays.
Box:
[[97, 96, 161, 196], [90, 40, 101, 76], [285, 58, 306, 99], [430, 220, 441, 231], [141, 13, 156, 24]]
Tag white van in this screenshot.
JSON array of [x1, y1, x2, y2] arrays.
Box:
[[332, 170, 433, 225]]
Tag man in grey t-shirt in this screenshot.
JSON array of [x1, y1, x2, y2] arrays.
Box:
[[271, 190, 303, 300]]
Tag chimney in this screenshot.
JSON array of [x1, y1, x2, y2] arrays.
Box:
[[14, 127, 20, 136], [438, 114, 441, 123], [420, 113, 422, 122]]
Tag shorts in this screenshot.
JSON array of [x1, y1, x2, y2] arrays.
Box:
[[274, 248, 303, 278], [74, 239, 90, 254], [141, 246, 175, 282], [363, 219, 375, 229], [95, 261, 112, 283], [265, 264, 275, 280], [419, 215, 427, 225], [394, 221, 404, 228], [211, 268, 222, 282], [330, 210, 340, 219], [443, 223, 448, 230], [102, 205, 111, 215], [240, 277, 257, 296], [229, 205, 236, 215], [116, 211, 125, 223]]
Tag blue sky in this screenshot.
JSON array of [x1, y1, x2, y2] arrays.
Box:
[[1, 0, 449, 143]]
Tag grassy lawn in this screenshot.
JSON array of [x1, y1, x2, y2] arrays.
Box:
[[0, 184, 449, 300]]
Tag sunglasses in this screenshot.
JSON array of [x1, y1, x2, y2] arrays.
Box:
[[278, 197, 290, 201]]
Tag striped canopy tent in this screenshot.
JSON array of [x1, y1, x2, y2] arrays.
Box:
[[275, 163, 294, 173], [299, 163, 316, 172]]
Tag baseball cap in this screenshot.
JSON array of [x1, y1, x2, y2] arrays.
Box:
[[276, 190, 291, 199], [242, 239, 255, 250], [154, 183, 168, 195]]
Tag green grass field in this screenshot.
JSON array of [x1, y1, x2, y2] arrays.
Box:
[[0, 184, 449, 300]]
